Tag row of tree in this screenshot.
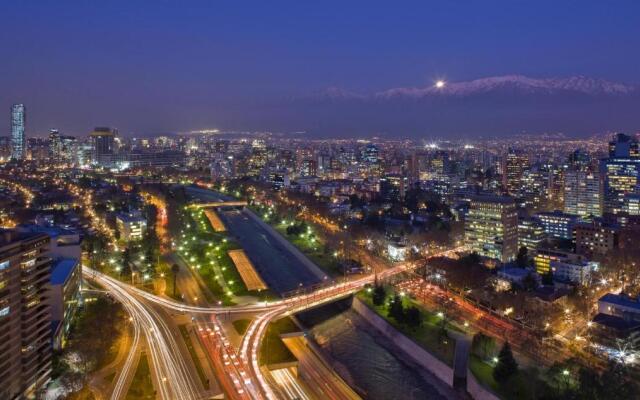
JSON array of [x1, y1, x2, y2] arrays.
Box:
[[371, 285, 422, 328]]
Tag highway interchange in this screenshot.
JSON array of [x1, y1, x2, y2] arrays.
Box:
[[78, 185, 464, 400]]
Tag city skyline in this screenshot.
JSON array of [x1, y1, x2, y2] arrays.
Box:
[[2, 3, 640, 400]]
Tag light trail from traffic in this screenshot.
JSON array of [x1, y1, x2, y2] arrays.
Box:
[[110, 300, 142, 400], [84, 269, 201, 400], [83, 246, 467, 400]]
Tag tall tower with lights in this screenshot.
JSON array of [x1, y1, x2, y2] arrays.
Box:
[[10, 104, 26, 160]]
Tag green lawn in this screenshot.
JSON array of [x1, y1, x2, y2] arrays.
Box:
[[273, 224, 342, 276], [126, 354, 155, 399], [178, 325, 210, 390], [259, 317, 299, 366], [179, 209, 275, 303], [232, 319, 252, 335], [469, 354, 539, 400], [358, 290, 457, 366]]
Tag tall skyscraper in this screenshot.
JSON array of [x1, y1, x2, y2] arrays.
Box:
[[10, 104, 26, 160], [600, 133, 640, 215], [90, 127, 117, 166], [503, 148, 529, 196], [564, 170, 602, 217], [0, 230, 52, 399], [465, 195, 518, 263]]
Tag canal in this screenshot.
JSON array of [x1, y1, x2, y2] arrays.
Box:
[[297, 301, 460, 400]]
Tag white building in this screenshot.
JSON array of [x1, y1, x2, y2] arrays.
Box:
[[552, 259, 598, 286]]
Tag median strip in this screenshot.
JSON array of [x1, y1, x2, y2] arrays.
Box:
[[228, 249, 268, 291]]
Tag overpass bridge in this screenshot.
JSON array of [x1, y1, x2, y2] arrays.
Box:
[[188, 200, 248, 209], [83, 246, 465, 400]]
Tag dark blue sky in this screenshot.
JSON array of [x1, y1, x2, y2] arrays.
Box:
[[1, 1, 639, 137]]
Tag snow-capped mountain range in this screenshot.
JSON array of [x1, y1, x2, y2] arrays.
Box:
[[315, 75, 638, 100]]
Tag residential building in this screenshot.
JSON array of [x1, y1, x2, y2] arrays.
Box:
[[574, 220, 619, 256], [593, 293, 640, 341], [552, 258, 598, 286], [465, 195, 518, 263], [0, 230, 52, 400], [17, 224, 82, 260], [598, 293, 640, 323]]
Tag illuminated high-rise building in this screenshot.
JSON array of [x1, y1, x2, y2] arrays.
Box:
[[503, 148, 529, 196], [0, 230, 52, 399], [10, 104, 26, 160], [465, 195, 518, 263], [600, 133, 640, 215], [563, 170, 602, 217], [90, 127, 117, 166]]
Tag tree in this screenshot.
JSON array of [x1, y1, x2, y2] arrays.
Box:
[[472, 332, 496, 359], [493, 342, 518, 383], [542, 270, 554, 286], [171, 263, 180, 297], [372, 285, 386, 306], [599, 360, 638, 399], [121, 247, 132, 276], [405, 306, 422, 328], [522, 272, 538, 291], [144, 246, 156, 277], [516, 246, 529, 268], [388, 294, 405, 323], [461, 251, 481, 266]]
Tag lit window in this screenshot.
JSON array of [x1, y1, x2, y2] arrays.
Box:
[[0, 306, 9, 317]]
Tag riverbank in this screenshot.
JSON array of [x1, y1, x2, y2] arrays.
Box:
[[296, 298, 464, 400]]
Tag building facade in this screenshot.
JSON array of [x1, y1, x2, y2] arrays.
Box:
[[50, 258, 81, 350], [601, 133, 640, 215], [10, 104, 26, 160], [465, 196, 518, 263], [0, 230, 52, 399], [537, 211, 580, 240], [116, 212, 147, 241], [563, 170, 602, 217]]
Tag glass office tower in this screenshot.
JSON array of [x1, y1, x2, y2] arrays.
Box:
[[11, 104, 26, 160]]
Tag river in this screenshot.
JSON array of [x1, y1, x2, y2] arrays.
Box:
[[297, 302, 457, 400]]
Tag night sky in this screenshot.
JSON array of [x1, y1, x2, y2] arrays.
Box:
[[1, 1, 639, 137]]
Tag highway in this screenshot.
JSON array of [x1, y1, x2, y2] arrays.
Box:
[[281, 335, 361, 400], [84, 269, 201, 400], [109, 298, 142, 400]]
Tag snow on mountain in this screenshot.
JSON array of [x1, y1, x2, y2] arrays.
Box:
[[370, 75, 638, 99]]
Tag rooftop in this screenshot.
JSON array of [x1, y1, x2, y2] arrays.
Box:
[[51, 258, 79, 285], [17, 224, 78, 239], [592, 313, 640, 331], [599, 293, 640, 310], [0, 229, 49, 248], [116, 212, 146, 223], [469, 195, 515, 204]]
